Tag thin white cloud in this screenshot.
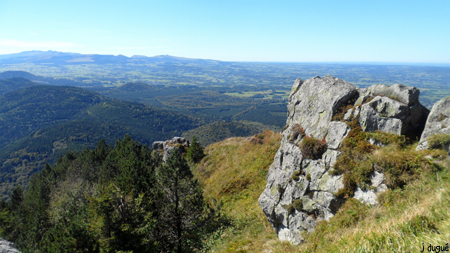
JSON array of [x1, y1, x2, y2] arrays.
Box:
[[108, 46, 151, 50], [0, 39, 76, 48]]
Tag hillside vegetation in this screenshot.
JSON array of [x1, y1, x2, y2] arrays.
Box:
[[192, 131, 450, 252], [182, 121, 279, 147], [0, 136, 223, 252], [0, 85, 201, 198], [0, 78, 36, 96]]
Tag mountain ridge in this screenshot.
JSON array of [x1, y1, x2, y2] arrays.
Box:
[[0, 50, 219, 65]]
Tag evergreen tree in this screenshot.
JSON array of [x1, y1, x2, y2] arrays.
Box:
[[155, 150, 212, 252], [10, 185, 23, 212], [186, 137, 205, 163]]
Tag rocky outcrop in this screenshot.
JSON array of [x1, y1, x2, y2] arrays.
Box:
[[259, 76, 429, 245], [0, 238, 20, 253], [416, 96, 450, 154], [152, 137, 190, 161], [355, 84, 429, 137]]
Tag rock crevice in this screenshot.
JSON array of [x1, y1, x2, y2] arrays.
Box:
[[259, 76, 429, 244]]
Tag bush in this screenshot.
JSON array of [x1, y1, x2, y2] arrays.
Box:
[[366, 131, 406, 147], [306, 173, 311, 181], [293, 199, 303, 211], [289, 124, 305, 142], [282, 204, 295, 214], [437, 113, 447, 122], [290, 171, 300, 181], [300, 136, 327, 159], [428, 133, 450, 149]]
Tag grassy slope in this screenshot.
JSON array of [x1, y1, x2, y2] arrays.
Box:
[[193, 131, 450, 252]]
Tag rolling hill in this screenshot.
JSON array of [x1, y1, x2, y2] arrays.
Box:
[[0, 84, 201, 198], [0, 78, 36, 96]]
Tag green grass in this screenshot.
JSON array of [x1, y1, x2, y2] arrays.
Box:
[[192, 130, 450, 252]]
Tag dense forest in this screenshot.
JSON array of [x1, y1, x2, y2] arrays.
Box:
[[0, 136, 226, 252], [0, 82, 202, 199]]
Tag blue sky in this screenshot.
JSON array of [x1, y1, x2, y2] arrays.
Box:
[[0, 0, 449, 62]]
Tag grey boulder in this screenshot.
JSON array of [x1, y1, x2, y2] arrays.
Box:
[[416, 96, 450, 153]]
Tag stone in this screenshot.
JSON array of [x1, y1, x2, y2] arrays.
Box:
[[152, 141, 164, 150], [0, 238, 20, 253], [286, 75, 358, 140], [358, 95, 428, 137], [259, 76, 429, 244], [353, 171, 388, 205], [355, 83, 420, 106], [417, 96, 450, 152], [259, 76, 357, 244], [325, 121, 350, 149], [152, 137, 190, 161]]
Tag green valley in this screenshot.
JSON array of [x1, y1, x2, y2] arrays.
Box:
[[0, 84, 201, 199]]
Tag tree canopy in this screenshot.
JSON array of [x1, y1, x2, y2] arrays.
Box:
[[0, 136, 222, 252]]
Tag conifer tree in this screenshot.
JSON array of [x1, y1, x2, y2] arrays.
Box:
[[155, 150, 212, 252], [186, 137, 205, 163]]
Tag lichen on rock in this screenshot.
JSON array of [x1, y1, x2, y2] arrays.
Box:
[[259, 75, 430, 244], [416, 96, 450, 157]]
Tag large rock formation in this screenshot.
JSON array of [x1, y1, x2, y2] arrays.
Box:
[[258, 76, 429, 244], [152, 137, 190, 161], [416, 96, 450, 155], [355, 84, 429, 136], [0, 238, 20, 253]]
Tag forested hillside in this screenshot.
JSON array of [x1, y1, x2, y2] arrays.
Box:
[[0, 136, 224, 252], [0, 71, 98, 87], [182, 121, 277, 147], [0, 78, 36, 96], [0, 85, 201, 198]]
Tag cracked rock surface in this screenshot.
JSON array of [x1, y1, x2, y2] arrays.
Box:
[[416, 96, 450, 155], [259, 76, 429, 244], [0, 238, 20, 253], [152, 137, 190, 161]]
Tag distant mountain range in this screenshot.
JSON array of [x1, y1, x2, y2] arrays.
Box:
[[0, 70, 98, 88], [0, 50, 218, 65]]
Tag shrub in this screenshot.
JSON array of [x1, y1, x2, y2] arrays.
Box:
[[282, 204, 295, 214], [300, 136, 327, 159], [428, 133, 450, 149], [332, 104, 354, 121], [290, 171, 300, 181], [437, 113, 447, 122], [306, 173, 311, 181], [371, 146, 428, 188], [277, 184, 284, 194], [366, 131, 406, 147], [293, 199, 303, 211], [249, 137, 263, 145], [334, 119, 374, 198], [332, 96, 357, 121], [289, 124, 305, 142]]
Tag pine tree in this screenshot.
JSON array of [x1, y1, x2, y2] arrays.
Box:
[[155, 150, 212, 252], [186, 137, 205, 163], [10, 185, 23, 212]]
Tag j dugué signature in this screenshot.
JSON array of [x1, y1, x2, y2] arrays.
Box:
[[421, 242, 449, 252]]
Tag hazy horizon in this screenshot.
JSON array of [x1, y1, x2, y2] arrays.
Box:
[[1, 1, 449, 63], [1, 50, 450, 67]]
